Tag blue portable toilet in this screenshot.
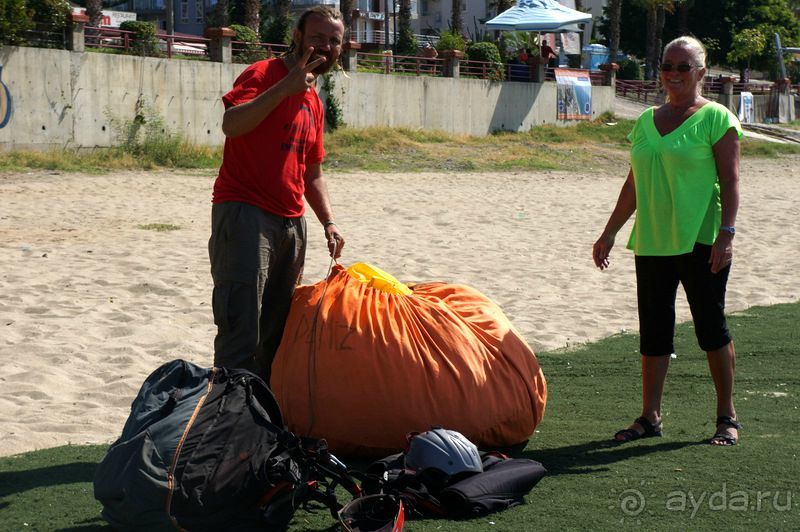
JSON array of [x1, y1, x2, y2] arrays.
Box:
[[582, 44, 610, 70]]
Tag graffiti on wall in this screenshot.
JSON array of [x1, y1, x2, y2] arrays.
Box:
[[0, 65, 12, 128]]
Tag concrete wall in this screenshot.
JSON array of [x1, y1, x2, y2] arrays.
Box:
[[0, 46, 244, 150], [0, 46, 615, 150], [328, 73, 615, 135]]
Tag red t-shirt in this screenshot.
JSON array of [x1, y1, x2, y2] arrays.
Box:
[[213, 59, 325, 217]]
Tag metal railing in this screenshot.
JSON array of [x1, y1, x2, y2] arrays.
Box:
[[461, 58, 504, 80], [79, 27, 615, 86], [20, 26, 65, 49], [356, 51, 443, 76], [353, 31, 438, 47], [231, 40, 289, 63], [702, 79, 774, 95], [84, 25, 210, 59], [616, 77, 783, 103], [615, 79, 661, 102]]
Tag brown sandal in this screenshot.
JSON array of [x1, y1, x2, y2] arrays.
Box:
[[710, 416, 742, 446], [613, 416, 662, 443]]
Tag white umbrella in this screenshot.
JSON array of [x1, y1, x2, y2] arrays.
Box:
[[485, 0, 591, 32]]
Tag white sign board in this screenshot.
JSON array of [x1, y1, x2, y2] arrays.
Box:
[[71, 8, 137, 27], [738, 92, 754, 124]]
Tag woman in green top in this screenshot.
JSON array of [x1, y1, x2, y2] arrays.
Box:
[[592, 36, 742, 446]]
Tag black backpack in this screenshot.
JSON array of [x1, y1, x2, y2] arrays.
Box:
[[94, 359, 360, 531]]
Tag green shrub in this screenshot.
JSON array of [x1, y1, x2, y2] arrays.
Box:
[[787, 61, 800, 84], [466, 41, 504, 81], [0, 0, 34, 45], [25, 0, 70, 48], [436, 30, 466, 52], [230, 22, 257, 43], [107, 99, 174, 163], [119, 20, 161, 57], [29, 0, 70, 31], [321, 73, 345, 131], [231, 23, 269, 64], [617, 58, 643, 80]]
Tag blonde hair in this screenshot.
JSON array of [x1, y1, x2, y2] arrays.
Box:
[[662, 36, 707, 96], [663, 36, 707, 68]]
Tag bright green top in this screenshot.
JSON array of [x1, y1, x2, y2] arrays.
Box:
[[626, 102, 743, 256]]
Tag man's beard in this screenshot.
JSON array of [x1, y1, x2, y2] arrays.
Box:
[[298, 48, 337, 75]]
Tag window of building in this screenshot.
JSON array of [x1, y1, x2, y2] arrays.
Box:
[[195, 0, 204, 23], [181, 0, 189, 22]]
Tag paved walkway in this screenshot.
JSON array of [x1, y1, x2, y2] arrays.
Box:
[[613, 96, 797, 144]]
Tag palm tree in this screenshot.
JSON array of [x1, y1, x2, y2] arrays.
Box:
[[397, 0, 415, 55], [644, 2, 656, 78], [243, 0, 260, 33], [340, 0, 353, 41], [607, 0, 622, 65], [209, 0, 230, 28], [492, 0, 515, 42], [641, 0, 672, 79], [496, 0, 514, 12], [86, 0, 102, 28], [675, 0, 693, 35], [451, 0, 464, 36]]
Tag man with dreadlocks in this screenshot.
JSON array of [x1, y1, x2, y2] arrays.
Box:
[[209, 6, 346, 385]]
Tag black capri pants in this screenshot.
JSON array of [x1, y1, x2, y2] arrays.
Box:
[[635, 243, 732, 356]]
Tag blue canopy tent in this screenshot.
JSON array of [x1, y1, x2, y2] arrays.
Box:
[[485, 0, 591, 80], [484, 0, 591, 32]]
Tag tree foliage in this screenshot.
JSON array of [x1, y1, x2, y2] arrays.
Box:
[[230, 23, 268, 63], [396, 0, 416, 55], [598, 0, 800, 79], [727, 27, 767, 66], [229, 0, 260, 33], [207, 0, 229, 28], [0, 0, 34, 44], [466, 41, 503, 80], [119, 20, 160, 57], [263, 0, 291, 45], [29, 0, 70, 31], [436, 29, 466, 52]]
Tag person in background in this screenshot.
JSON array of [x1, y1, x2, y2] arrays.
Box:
[[592, 36, 743, 446], [540, 39, 557, 68], [209, 5, 346, 385], [421, 42, 438, 74]]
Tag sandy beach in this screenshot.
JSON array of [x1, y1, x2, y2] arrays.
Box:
[[1, 156, 798, 457]]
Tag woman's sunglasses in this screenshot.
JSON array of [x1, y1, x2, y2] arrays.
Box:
[[660, 63, 696, 72]]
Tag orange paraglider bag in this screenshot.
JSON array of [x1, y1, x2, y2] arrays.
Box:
[[271, 263, 547, 457]]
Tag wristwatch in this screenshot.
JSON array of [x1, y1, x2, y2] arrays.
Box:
[[719, 226, 736, 235]]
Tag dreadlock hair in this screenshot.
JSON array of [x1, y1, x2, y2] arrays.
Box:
[[287, 5, 344, 56]]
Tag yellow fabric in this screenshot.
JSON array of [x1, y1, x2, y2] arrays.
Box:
[[346, 262, 413, 296]]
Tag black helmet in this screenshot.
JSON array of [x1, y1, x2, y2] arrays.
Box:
[[338, 494, 404, 532], [404, 428, 482, 477]]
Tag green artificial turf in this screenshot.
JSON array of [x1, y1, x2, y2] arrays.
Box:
[[1, 302, 797, 531]]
